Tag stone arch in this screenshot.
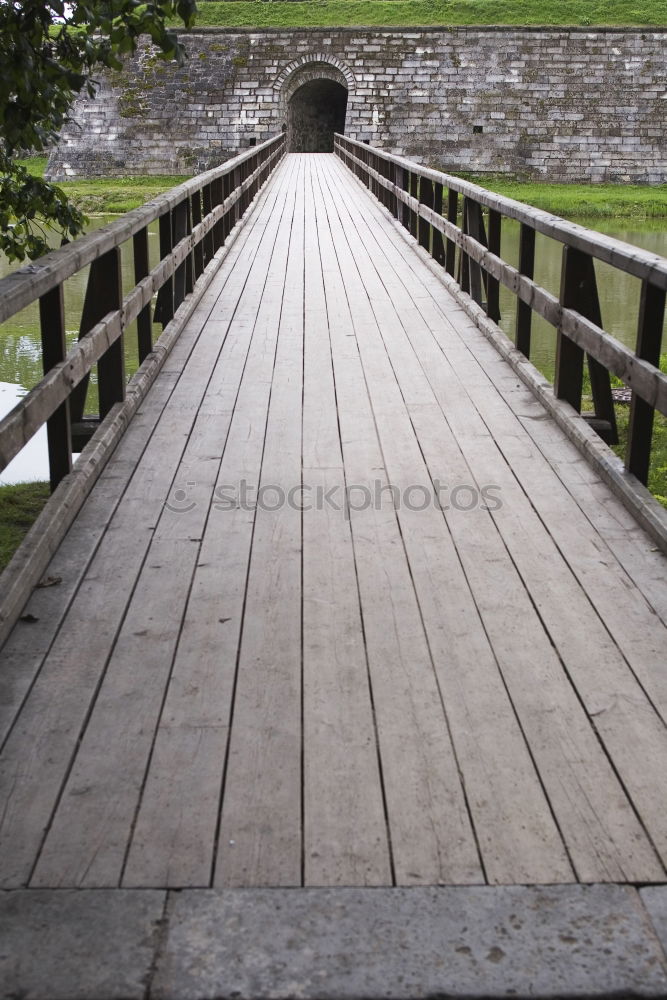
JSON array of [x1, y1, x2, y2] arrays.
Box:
[[273, 54, 355, 105], [274, 56, 354, 153]]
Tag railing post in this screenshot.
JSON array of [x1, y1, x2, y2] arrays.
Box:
[[96, 247, 125, 420], [234, 165, 243, 224], [556, 247, 618, 446], [70, 246, 124, 423], [393, 165, 403, 221], [399, 167, 411, 230], [153, 210, 174, 327], [409, 172, 419, 239], [445, 189, 458, 277], [172, 198, 189, 311], [387, 161, 398, 220], [432, 182, 446, 268], [212, 176, 225, 250], [39, 284, 72, 490], [191, 190, 204, 282], [468, 200, 488, 308], [185, 197, 194, 296], [379, 156, 389, 209], [226, 170, 235, 235], [486, 209, 501, 322], [555, 246, 586, 413], [626, 280, 666, 483], [202, 183, 214, 266], [133, 226, 153, 362], [418, 177, 434, 254], [458, 198, 471, 295], [516, 223, 535, 355]]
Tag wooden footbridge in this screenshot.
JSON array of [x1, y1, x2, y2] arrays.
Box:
[[1, 135, 667, 998]]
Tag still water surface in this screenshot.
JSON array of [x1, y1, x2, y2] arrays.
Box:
[[0, 214, 665, 483], [0, 216, 159, 483]]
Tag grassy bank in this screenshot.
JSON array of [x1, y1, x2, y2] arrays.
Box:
[[0, 482, 50, 572], [56, 174, 191, 215], [452, 177, 667, 219], [614, 407, 667, 507], [580, 357, 667, 507], [187, 0, 667, 28], [21, 157, 667, 221], [19, 157, 189, 214]]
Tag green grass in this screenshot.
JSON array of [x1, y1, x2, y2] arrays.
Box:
[[187, 0, 667, 28], [615, 408, 667, 507], [452, 177, 667, 219], [618, 357, 667, 507], [17, 157, 189, 213], [0, 482, 50, 572], [19, 156, 49, 178], [581, 356, 667, 507], [54, 175, 191, 214]]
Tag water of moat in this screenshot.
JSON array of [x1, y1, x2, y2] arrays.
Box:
[[0, 214, 665, 484]]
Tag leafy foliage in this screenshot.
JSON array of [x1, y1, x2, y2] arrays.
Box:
[[0, 0, 196, 260]]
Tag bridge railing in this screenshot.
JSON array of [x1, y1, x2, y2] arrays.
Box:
[[334, 133, 667, 488], [0, 132, 286, 492]]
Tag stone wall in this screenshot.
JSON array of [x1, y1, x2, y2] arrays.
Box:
[[47, 27, 667, 183]]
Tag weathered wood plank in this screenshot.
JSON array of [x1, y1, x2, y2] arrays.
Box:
[[0, 373, 177, 747], [315, 160, 483, 887], [122, 157, 299, 889], [214, 157, 305, 888], [301, 157, 392, 886], [320, 158, 576, 885], [504, 391, 667, 626], [328, 155, 666, 880], [3, 153, 667, 895], [30, 230, 290, 887], [0, 166, 293, 890]]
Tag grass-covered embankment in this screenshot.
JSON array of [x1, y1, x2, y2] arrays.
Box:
[[187, 0, 667, 29], [588, 358, 667, 508], [452, 177, 667, 220], [0, 482, 50, 572], [19, 157, 190, 215]]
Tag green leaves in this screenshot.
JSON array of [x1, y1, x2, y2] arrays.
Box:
[[0, 152, 87, 260], [0, 0, 196, 260]]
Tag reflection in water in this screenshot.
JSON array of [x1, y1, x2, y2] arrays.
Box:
[[0, 382, 48, 485], [0, 215, 158, 482], [496, 219, 666, 381]]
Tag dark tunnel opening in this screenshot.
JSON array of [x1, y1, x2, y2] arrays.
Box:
[[287, 78, 348, 153]]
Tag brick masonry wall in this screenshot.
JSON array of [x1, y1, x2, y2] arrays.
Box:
[[46, 27, 667, 183]]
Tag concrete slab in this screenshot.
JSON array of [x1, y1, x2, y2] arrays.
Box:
[[0, 888, 166, 1000], [641, 887, 667, 961], [153, 885, 667, 999]]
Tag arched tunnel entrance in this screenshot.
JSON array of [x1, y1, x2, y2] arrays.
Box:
[[287, 79, 348, 153]]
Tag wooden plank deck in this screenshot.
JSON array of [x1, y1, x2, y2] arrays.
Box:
[[1, 153, 667, 890]]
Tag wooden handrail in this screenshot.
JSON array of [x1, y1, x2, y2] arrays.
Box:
[[0, 133, 284, 324], [335, 133, 667, 487], [0, 132, 286, 489], [335, 134, 667, 289]]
